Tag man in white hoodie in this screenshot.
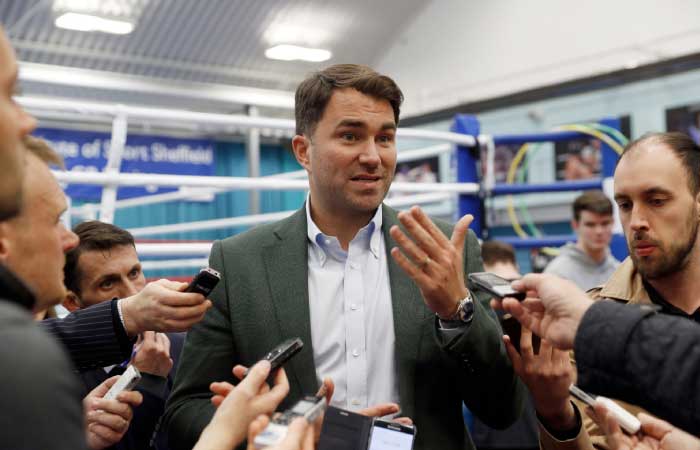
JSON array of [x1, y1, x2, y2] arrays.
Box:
[[544, 190, 619, 290]]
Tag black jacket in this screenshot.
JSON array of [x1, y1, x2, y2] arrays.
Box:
[[575, 300, 700, 434], [40, 299, 135, 371], [0, 263, 87, 450]]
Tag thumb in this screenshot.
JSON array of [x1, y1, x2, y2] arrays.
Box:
[[450, 214, 473, 252], [638, 413, 675, 440], [238, 360, 272, 395], [92, 375, 120, 398]]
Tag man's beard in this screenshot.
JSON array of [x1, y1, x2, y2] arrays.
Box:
[[630, 215, 699, 280]]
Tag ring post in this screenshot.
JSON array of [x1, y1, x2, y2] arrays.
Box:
[[451, 114, 483, 237], [598, 117, 628, 261]]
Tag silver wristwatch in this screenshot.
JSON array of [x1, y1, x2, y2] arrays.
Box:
[[440, 292, 475, 323]]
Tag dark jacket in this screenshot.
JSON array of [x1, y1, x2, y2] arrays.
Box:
[[575, 300, 700, 435], [39, 298, 135, 372], [163, 204, 525, 450], [77, 332, 186, 450], [0, 263, 87, 450]]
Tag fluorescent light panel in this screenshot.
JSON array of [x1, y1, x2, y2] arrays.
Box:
[[55, 12, 134, 34], [265, 45, 331, 62]]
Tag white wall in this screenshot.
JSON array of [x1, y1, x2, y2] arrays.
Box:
[[375, 0, 700, 118]]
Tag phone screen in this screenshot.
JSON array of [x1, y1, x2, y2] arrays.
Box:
[[368, 422, 414, 450]]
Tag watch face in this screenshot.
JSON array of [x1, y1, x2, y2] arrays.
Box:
[[458, 297, 474, 322]]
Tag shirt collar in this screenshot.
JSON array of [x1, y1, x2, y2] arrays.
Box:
[[642, 279, 700, 322], [0, 263, 36, 311], [305, 195, 383, 264]]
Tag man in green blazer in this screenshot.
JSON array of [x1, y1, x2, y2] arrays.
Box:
[[163, 64, 525, 450]]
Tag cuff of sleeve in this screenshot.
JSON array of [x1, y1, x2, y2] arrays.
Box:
[[538, 403, 593, 450], [110, 299, 136, 358], [138, 372, 169, 399]]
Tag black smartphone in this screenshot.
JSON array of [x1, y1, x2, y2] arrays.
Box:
[[318, 407, 374, 450], [500, 313, 540, 354], [185, 267, 221, 297], [468, 272, 526, 300], [368, 419, 416, 450], [245, 337, 304, 377]]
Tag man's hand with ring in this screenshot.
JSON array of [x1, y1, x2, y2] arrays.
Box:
[[389, 206, 473, 318]]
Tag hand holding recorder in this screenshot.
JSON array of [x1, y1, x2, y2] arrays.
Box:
[[119, 268, 220, 336], [491, 273, 594, 350], [83, 373, 143, 450], [194, 360, 290, 450], [587, 401, 700, 450]]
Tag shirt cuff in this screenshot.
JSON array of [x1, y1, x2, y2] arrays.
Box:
[[537, 401, 583, 441]]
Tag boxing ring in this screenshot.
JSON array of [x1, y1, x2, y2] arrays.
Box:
[[19, 97, 630, 275]]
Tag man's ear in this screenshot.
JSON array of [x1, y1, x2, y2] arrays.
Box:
[[571, 218, 580, 234], [291, 134, 312, 171], [62, 291, 82, 312], [0, 223, 11, 263]]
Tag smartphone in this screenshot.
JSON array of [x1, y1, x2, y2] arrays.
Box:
[[500, 313, 540, 354], [104, 365, 142, 400], [318, 407, 374, 450], [367, 419, 416, 450], [244, 337, 304, 377], [184, 267, 221, 297], [468, 272, 526, 300], [569, 385, 641, 435], [254, 395, 326, 448]]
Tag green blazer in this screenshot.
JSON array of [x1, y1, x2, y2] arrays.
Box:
[[163, 204, 525, 450]]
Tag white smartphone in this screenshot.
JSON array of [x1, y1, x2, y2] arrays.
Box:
[[104, 365, 142, 400], [569, 384, 640, 434]]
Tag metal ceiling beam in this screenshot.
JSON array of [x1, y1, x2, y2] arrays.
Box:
[[19, 61, 296, 109]]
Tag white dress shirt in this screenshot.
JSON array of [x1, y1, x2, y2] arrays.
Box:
[[306, 199, 399, 411]]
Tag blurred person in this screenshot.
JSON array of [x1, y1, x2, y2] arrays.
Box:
[[164, 64, 524, 450], [544, 190, 618, 290], [470, 240, 541, 450], [500, 132, 700, 449], [496, 273, 700, 434], [481, 240, 521, 280], [0, 24, 87, 450], [14, 137, 210, 373], [10, 138, 146, 449], [62, 220, 186, 450]]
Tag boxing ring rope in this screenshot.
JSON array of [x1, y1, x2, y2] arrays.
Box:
[[69, 143, 453, 218], [24, 94, 628, 267]]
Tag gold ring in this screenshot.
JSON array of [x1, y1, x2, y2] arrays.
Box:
[[421, 256, 431, 270]]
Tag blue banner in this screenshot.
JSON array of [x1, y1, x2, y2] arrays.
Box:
[[34, 128, 216, 201]]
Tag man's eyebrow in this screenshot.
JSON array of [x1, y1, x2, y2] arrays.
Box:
[[380, 122, 397, 131], [94, 273, 120, 285], [643, 187, 673, 196], [336, 119, 366, 129]]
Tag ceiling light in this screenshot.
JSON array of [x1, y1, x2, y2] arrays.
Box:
[[55, 12, 134, 34], [265, 45, 332, 62]]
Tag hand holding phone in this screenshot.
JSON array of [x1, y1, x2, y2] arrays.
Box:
[[569, 384, 641, 435], [253, 395, 326, 448], [185, 267, 221, 297], [243, 337, 304, 378], [468, 272, 526, 300], [104, 365, 142, 400]]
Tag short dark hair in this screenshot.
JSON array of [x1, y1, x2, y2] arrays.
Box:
[[620, 131, 700, 195], [481, 240, 517, 267], [572, 190, 613, 221], [294, 64, 403, 136], [63, 221, 136, 296]]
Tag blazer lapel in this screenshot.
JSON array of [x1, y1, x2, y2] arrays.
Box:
[[382, 204, 428, 418], [262, 206, 319, 396]]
